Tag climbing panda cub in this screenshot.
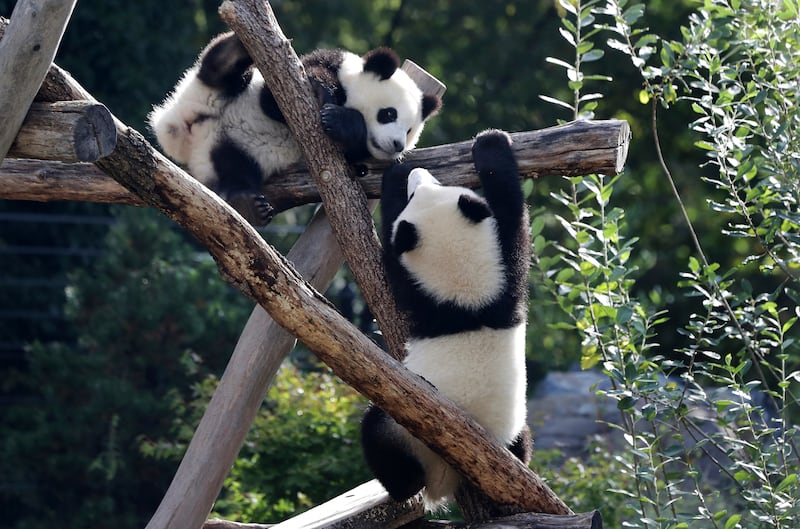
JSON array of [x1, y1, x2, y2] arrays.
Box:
[[362, 129, 532, 510], [149, 32, 442, 225]]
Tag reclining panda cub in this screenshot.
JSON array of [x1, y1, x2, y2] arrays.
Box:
[[150, 32, 442, 225], [363, 129, 532, 511]]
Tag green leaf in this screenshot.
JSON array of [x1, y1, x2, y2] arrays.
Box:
[[775, 473, 797, 493], [724, 514, 741, 529]]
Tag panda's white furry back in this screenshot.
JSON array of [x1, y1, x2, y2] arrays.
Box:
[[362, 130, 531, 510], [149, 32, 441, 226]]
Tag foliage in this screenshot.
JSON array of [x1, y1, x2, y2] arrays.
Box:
[[0, 208, 250, 529], [533, 0, 800, 527], [150, 362, 370, 523]]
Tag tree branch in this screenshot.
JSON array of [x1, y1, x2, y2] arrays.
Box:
[[0, 119, 630, 208]]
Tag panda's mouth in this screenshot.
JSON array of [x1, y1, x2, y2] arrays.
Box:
[[371, 138, 404, 160]]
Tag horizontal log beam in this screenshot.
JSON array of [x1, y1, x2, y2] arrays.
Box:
[[202, 479, 601, 529], [0, 158, 143, 205], [0, 120, 629, 208], [8, 100, 116, 162]]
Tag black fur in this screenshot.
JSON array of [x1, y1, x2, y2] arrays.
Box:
[[210, 139, 274, 225], [197, 33, 253, 97], [361, 406, 426, 501], [363, 48, 400, 80], [457, 194, 492, 223], [320, 104, 370, 161], [422, 94, 442, 120]]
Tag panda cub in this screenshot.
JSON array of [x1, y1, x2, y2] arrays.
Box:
[[149, 32, 442, 225], [362, 129, 532, 510]]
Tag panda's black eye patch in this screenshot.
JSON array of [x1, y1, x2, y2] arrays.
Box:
[[377, 107, 398, 124]]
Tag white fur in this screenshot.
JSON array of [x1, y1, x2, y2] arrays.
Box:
[[338, 53, 427, 160], [393, 169, 505, 309], [399, 325, 528, 509], [149, 68, 300, 187], [149, 66, 222, 171]]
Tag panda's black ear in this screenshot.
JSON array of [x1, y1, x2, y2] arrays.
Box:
[[422, 94, 442, 120], [393, 220, 419, 254], [363, 48, 400, 80], [458, 194, 492, 223]]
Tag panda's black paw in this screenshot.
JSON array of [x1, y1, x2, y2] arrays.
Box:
[[227, 192, 275, 227], [320, 104, 367, 145], [472, 129, 515, 175], [320, 104, 347, 140]]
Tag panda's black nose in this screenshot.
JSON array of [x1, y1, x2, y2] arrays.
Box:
[[393, 140, 405, 153]]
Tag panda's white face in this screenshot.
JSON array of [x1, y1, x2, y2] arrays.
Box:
[[392, 168, 506, 309], [339, 53, 429, 160]]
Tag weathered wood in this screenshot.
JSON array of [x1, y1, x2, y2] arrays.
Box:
[[413, 511, 603, 529], [401, 59, 447, 99], [203, 489, 601, 529], [0, 0, 77, 160], [0, 120, 630, 209], [8, 101, 116, 162], [219, 0, 409, 361], [268, 479, 423, 529], [0, 158, 143, 204], [145, 206, 359, 529]]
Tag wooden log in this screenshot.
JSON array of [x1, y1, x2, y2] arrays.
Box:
[[0, 0, 77, 160], [266, 479, 423, 529], [0, 120, 630, 208], [8, 101, 116, 162], [200, 481, 601, 529], [145, 205, 363, 529], [0, 158, 142, 205]]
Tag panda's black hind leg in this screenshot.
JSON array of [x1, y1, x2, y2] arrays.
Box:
[[197, 32, 254, 97], [508, 426, 533, 465], [361, 405, 426, 502], [211, 139, 275, 226]]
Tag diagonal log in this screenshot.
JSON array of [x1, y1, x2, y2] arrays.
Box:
[[218, 0, 409, 361], [145, 206, 358, 529]]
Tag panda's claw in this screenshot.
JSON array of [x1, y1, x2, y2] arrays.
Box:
[[227, 192, 275, 227]]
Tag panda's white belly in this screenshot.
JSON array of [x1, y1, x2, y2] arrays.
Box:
[[404, 324, 527, 443]]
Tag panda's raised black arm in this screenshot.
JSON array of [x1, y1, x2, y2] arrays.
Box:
[[471, 130, 525, 230]]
